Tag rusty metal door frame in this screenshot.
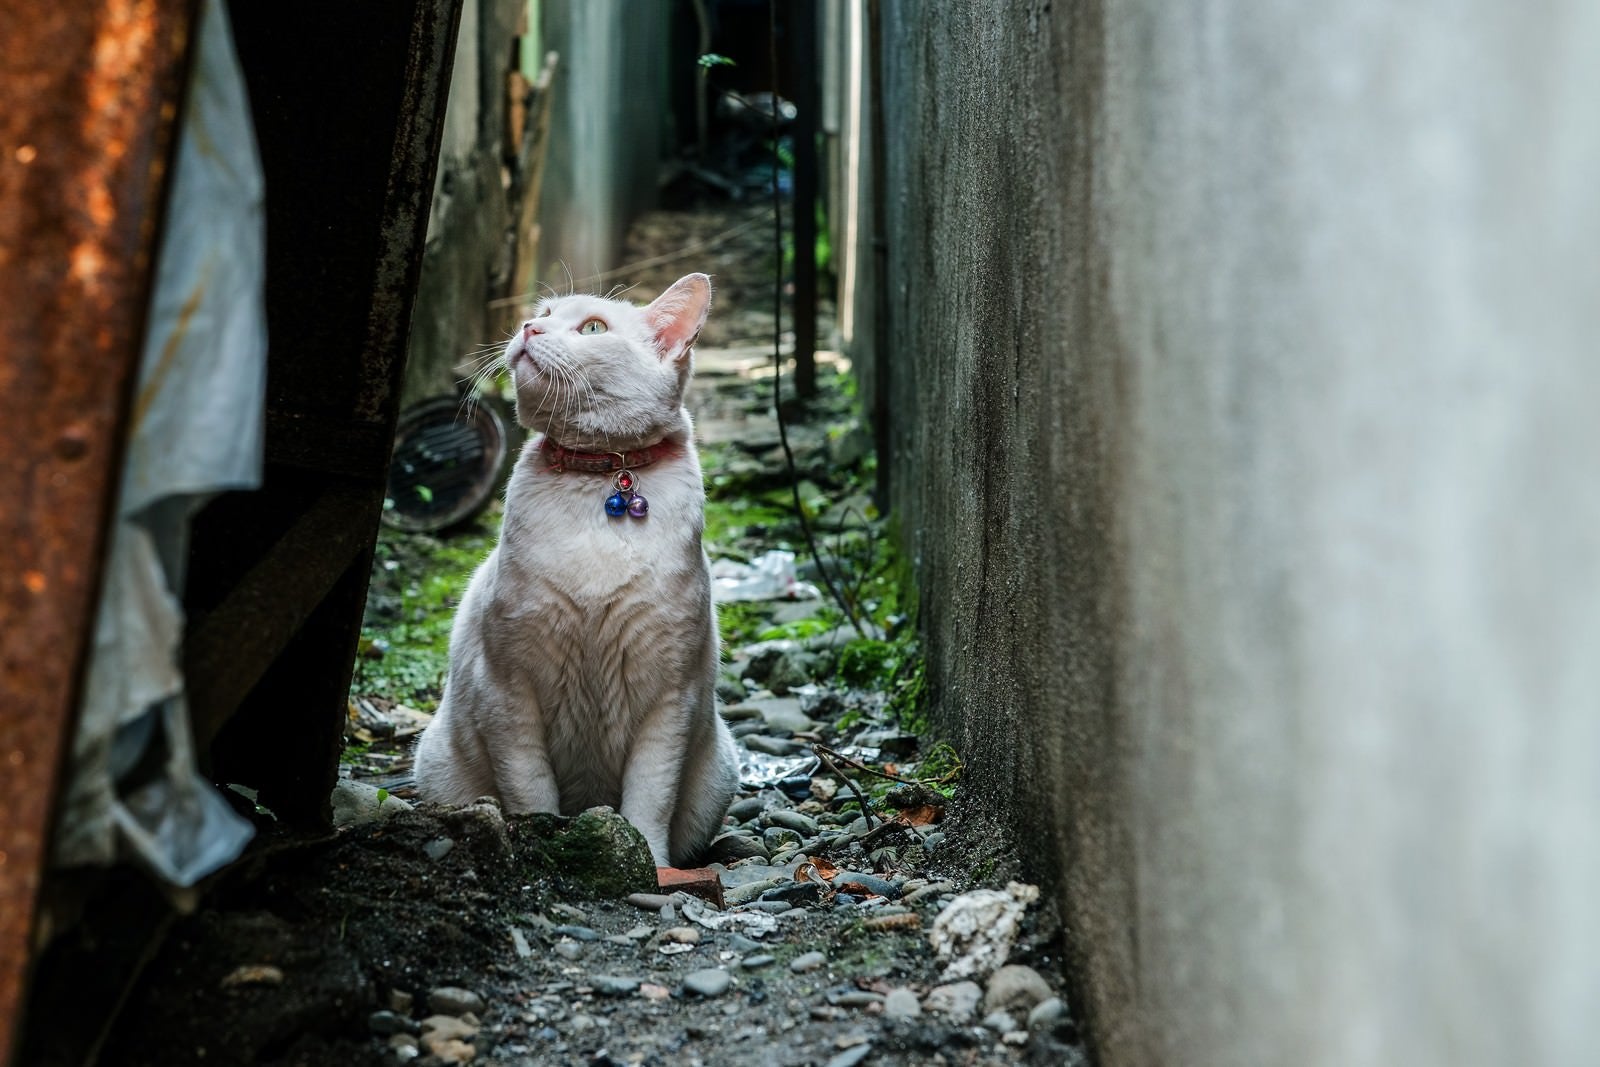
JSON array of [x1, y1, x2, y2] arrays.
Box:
[[0, 3, 201, 1063]]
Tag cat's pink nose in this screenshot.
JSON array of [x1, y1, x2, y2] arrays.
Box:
[[523, 320, 543, 339]]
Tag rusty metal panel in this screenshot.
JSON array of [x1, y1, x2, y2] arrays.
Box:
[[0, 2, 197, 1064]]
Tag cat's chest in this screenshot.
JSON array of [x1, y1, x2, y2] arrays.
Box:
[[495, 462, 706, 604]]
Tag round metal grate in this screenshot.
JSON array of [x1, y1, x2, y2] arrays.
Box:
[[384, 396, 512, 532]]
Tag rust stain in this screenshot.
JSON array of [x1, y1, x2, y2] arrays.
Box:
[[132, 275, 206, 430], [21, 571, 47, 594]]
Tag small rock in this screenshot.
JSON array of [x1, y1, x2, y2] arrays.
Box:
[[744, 899, 793, 914], [981, 1010, 1018, 1033], [828, 990, 885, 1008], [902, 880, 955, 906], [626, 892, 673, 911], [1028, 995, 1068, 1033], [554, 940, 586, 960], [591, 976, 641, 997], [568, 1013, 598, 1032], [726, 796, 765, 821], [741, 954, 776, 969], [925, 981, 983, 1023], [1002, 1030, 1030, 1047], [716, 678, 750, 705], [682, 968, 733, 998], [329, 778, 412, 828], [824, 1046, 873, 1067], [420, 1015, 478, 1043], [762, 826, 803, 852], [760, 881, 824, 907], [219, 964, 283, 988], [388, 1033, 420, 1062], [422, 836, 456, 861], [639, 983, 671, 1002], [428, 987, 485, 1017], [883, 988, 921, 1019], [509, 926, 534, 958], [662, 926, 701, 944], [726, 877, 788, 905], [765, 809, 820, 834], [743, 735, 805, 757], [790, 950, 827, 973], [983, 964, 1052, 1016], [389, 989, 415, 1015], [552, 924, 601, 941], [729, 934, 765, 953], [766, 651, 826, 694], [830, 871, 901, 899], [368, 1009, 417, 1036], [709, 833, 770, 863], [853, 728, 919, 757]]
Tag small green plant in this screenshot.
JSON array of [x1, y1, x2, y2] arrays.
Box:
[[697, 53, 735, 69]]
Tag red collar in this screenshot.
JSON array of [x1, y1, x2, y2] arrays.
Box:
[[539, 437, 682, 473]]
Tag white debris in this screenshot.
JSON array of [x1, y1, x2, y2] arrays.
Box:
[[927, 881, 1040, 980], [682, 896, 779, 938]]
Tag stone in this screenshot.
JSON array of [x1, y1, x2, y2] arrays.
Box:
[[1027, 995, 1068, 1033], [743, 734, 806, 756], [760, 880, 825, 907], [709, 833, 770, 863], [552, 924, 600, 941], [741, 954, 777, 969], [853, 728, 919, 757], [981, 1011, 1018, 1033], [824, 1046, 873, 1067], [762, 826, 803, 852], [828, 990, 885, 1008], [388, 1033, 420, 1062], [790, 950, 827, 973], [765, 809, 820, 834], [930, 882, 1041, 979], [554, 941, 585, 960], [716, 677, 750, 705], [420, 1015, 478, 1043], [368, 1009, 417, 1036], [590, 976, 642, 997], [389, 989, 415, 1014], [983, 964, 1053, 1016], [746, 696, 819, 734], [329, 778, 412, 829], [682, 968, 733, 997], [505, 808, 657, 899], [626, 892, 673, 911], [766, 651, 827, 695], [883, 988, 922, 1019], [830, 871, 901, 899], [726, 796, 765, 821], [726, 876, 788, 905], [744, 899, 793, 914], [925, 981, 984, 1023], [428, 987, 485, 1016], [662, 926, 701, 944]]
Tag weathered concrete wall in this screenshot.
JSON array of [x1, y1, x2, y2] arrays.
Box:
[[538, 0, 669, 282], [870, 2, 1600, 1065], [404, 0, 525, 406]]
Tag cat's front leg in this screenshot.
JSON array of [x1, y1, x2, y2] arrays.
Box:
[[619, 709, 689, 867]]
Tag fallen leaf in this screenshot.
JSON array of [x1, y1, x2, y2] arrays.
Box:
[[900, 804, 944, 826], [220, 964, 284, 988]]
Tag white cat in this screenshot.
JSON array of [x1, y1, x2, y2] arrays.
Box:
[[413, 273, 737, 868]]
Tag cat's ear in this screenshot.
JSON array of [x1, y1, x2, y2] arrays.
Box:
[[644, 273, 712, 363]]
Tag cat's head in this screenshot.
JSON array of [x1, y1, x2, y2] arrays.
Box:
[[505, 273, 712, 448]]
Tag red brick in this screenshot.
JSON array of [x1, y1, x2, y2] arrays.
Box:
[[656, 866, 725, 908]]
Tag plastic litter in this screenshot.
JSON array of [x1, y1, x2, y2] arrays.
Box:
[[711, 550, 821, 602]]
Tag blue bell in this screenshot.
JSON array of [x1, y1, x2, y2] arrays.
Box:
[[604, 492, 629, 517]]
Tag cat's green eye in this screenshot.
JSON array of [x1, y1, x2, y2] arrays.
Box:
[[579, 318, 608, 335]]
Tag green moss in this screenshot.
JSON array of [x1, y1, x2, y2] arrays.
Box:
[[716, 601, 768, 651]]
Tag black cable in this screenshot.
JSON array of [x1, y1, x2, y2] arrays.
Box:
[[767, 0, 860, 636]]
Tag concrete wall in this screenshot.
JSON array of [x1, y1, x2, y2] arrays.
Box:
[[404, 0, 525, 406], [537, 0, 669, 283], [866, 3, 1600, 1065]]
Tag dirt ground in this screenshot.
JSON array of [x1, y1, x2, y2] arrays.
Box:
[[71, 191, 1088, 1067]]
